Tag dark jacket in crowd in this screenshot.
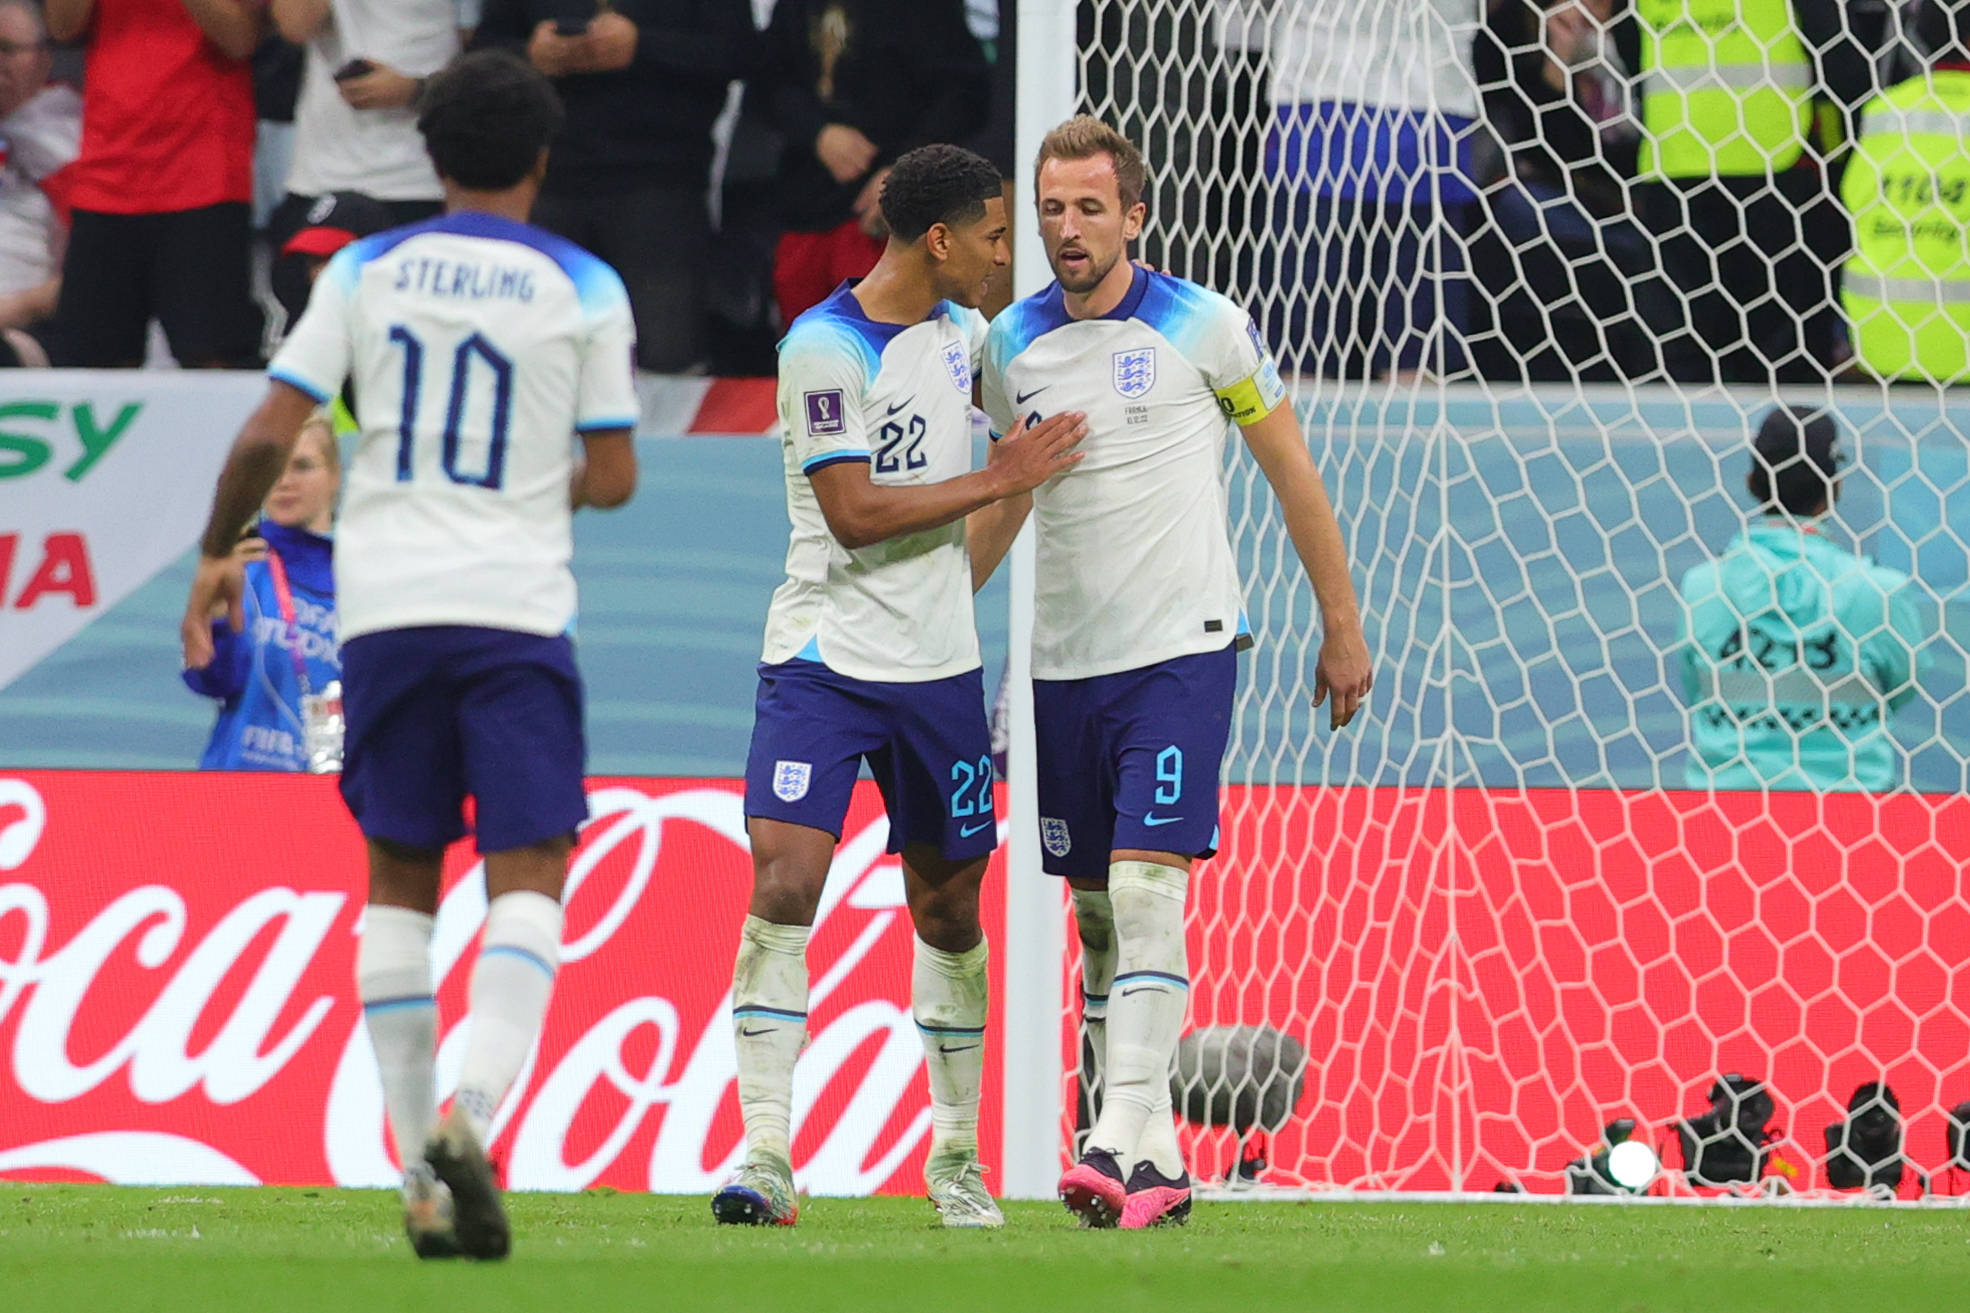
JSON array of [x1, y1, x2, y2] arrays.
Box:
[[473, 0, 756, 196], [753, 0, 990, 232]]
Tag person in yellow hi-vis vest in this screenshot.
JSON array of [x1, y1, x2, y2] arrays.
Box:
[[1633, 0, 1879, 384], [1842, 0, 1970, 383]]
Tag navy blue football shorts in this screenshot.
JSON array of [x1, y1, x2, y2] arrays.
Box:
[[1031, 643, 1238, 881], [339, 624, 588, 854], [743, 658, 997, 863]]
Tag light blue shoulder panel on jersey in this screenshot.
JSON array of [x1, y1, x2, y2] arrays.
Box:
[[779, 284, 910, 473], [984, 281, 1073, 380], [1130, 268, 1241, 369]]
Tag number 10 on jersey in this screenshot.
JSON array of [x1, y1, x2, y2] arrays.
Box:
[[387, 323, 514, 490]]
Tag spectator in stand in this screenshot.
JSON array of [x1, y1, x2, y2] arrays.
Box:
[[1261, 0, 1482, 379], [1677, 405, 1928, 792], [1474, 0, 1676, 379], [183, 411, 342, 773], [0, 0, 80, 366], [43, 0, 264, 368], [266, 0, 459, 329], [753, 0, 989, 327], [1841, 0, 1970, 383], [279, 188, 392, 435], [1632, 0, 1880, 384], [473, 1, 755, 373]]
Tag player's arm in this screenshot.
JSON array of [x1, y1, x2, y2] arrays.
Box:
[[1240, 404, 1373, 729], [966, 327, 1031, 590], [811, 411, 1084, 550], [573, 430, 637, 509], [181, 382, 322, 669], [965, 492, 1030, 592], [43, 0, 94, 42], [178, 0, 264, 61]]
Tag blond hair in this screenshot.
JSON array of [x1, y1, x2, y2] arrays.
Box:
[[1034, 115, 1148, 211]]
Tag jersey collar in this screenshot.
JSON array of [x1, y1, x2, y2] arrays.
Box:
[[1036, 262, 1155, 333]]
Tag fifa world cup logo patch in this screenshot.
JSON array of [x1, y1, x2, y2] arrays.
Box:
[[1112, 348, 1156, 398], [773, 760, 812, 803], [1041, 816, 1072, 857]]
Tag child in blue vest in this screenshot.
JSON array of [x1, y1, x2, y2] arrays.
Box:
[[183, 413, 340, 771]]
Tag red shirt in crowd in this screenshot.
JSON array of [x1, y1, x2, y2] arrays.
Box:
[[64, 0, 255, 215]]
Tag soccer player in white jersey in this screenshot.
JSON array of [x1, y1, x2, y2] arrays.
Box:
[[180, 52, 638, 1261], [715, 144, 1086, 1230], [978, 117, 1374, 1229]]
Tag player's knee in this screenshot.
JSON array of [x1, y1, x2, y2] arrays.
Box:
[[748, 852, 826, 926], [904, 861, 985, 952]]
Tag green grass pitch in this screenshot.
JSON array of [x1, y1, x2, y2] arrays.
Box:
[[4, 1186, 1968, 1312]]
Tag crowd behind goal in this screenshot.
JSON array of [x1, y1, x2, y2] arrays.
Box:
[[3, 1, 1969, 388]]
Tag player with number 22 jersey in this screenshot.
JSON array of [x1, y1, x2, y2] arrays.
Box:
[[718, 145, 1084, 1232]]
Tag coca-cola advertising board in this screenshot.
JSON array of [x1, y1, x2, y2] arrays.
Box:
[[0, 772, 1005, 1194]]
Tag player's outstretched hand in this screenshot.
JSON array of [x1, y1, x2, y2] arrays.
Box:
[[180, 551, 247, 671], [990, 410, 1088, 495], [1312, 623, 1373, 730]]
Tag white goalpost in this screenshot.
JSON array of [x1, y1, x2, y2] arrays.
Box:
[[1005, 0, 1970, 1203]]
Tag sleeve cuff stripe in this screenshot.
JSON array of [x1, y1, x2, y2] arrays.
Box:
[[268, 368, 332, 404], [576, 416, 639, 433], [802, 450, 871, 473]]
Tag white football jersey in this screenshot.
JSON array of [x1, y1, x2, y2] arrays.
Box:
[[268, 211, 639, 642], [981, 267, 1287, 680], [764, 283, 988, 682]]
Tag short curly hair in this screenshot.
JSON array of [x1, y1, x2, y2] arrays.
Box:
[[879, 144, 1003, 243], [417, 50, 564, 191]]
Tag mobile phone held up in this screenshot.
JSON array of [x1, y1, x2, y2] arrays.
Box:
[[332, 58, 375, 82]]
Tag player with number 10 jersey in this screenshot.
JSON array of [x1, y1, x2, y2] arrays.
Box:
[[181, 52, 638, 1263]]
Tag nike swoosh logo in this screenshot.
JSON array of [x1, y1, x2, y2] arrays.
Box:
[[886, 396, 914, 415], [938, 1043, 982, 1054], [959, 820, 993, 838], [1142, 813, 1183, 827], [1014, 386, 1048, 404], [1121, 987, 1166, 997], [739, 1027, 776, 1037]]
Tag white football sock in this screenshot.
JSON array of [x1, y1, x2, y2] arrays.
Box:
[[1133, 1084, 1186, 1179], [453, 890, 562, 1145], [1086, 860, 1189, 1170], [358, 903, 437, 1173], [731, 914, 810, 1165], [912, 934, 988, 1155], [1070, 886, 1116, 1108]]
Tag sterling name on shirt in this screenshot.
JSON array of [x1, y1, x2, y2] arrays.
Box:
[[393, 256, 537, 303]]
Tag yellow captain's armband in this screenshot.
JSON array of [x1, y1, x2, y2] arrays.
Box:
[[1212, 358, 1288, 425]]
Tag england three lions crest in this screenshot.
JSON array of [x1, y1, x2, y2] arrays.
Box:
[[1112, 348, 1156, 398], [773, 760, 812, 803], [943, 339, 972, 393], [1041, 817, 1072, 858]]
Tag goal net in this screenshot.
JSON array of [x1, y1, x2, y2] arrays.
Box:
[[1053, 0, 1970, 1197]]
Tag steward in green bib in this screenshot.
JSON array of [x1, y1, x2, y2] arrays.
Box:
[[1677, 407, 1928, 792], [1634, 0, 1879, 383], [1842, 0, 1970, 382]]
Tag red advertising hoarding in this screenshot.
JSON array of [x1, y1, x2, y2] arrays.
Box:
[[0, 773, 1005, 1194], [5, 773, 1966, 1196]]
